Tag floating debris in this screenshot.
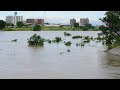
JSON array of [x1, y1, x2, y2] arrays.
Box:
[[67, 49, 70, 52], [11, 39, 17, 42], [59, 52, 65, 55]]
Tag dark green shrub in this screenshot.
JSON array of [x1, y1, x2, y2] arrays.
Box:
[[28, 34, 44, 46], [33, 24, 41, 31]]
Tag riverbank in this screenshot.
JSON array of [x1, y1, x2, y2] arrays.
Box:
[[108, 46, 120, 57], [3, 26, 100, 31]]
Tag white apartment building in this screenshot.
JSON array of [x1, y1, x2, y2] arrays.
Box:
[[6, 16, 23, 25]]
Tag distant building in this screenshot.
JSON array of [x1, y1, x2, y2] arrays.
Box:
[[6, 15, 23, 25], [80, 18, 89, 26], [70, 18, 76, 27], [16, 16, 23, 23], [36, 19, 44, 26], [6, 16, 14, 23], [26, 19, 44, 26], [26, 19, 35, 24]]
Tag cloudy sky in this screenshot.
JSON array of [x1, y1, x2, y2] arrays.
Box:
[[0, 11, 106, 25]]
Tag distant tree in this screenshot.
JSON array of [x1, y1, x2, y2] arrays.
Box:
[[11, 23, 14, 26], [0, 20, 6, 29], [74, 23, 79, 28], [17, 21, 24, 28], [85, 24, 95, 29], [59, 25, 63, 28], [82, 26, 88, 31], [6, 23, 12, 26], [33, 24, 42, 31]]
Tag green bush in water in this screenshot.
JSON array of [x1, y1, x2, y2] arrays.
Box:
[[65, 41, 72, 46], [45, 39, 52, 44], [84, 36, 90, 40], [53, 37, 62, 43], [11, 39, 17, 42], [72, 35, 82, 39], [28, 34, 44, 46], [83, 39, 90, 43], [91, 37, 93, 40], [80, 42, 85, 47], [64, 32, 71, 36]]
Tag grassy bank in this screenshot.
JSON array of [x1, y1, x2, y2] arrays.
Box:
[[4, 27, 33, 31], [3, 26, 100, 31]]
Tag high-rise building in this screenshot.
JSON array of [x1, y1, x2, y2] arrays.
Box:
[[16, 16, 23, 23], [80, 18, 89, 26], [6, 15, 23, 25], [70, 18, 76, 26], [6, 16, 14, 24]]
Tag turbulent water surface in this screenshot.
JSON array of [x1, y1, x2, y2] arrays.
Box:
[[0, 31, 120, 79]]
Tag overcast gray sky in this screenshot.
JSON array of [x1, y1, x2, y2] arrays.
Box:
[[0, 11, 106, 25]]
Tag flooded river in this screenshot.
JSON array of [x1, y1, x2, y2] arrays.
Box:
[[0, 31, 120, 79]]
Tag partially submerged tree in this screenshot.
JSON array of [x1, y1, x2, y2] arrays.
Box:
[[28, 34, 44, 46]]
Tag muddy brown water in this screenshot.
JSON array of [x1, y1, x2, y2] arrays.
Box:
[[0, 31, 120, 79]]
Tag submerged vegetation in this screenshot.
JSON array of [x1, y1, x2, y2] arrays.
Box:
[[64, 32, 71, 36], [11, 39, 17, 42], [72, 35, 82, 39], [65, 41, 72, 46], [28, 34, 44, 46], [53, 37, 62, 43]]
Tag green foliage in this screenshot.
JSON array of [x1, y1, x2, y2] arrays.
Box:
[[72, 35, 82, 39], [53, 37, 62, 43], [45, 39, 52, 44], [100, 11, 120, 49], [5, 28, 14, 31], [33, 24, 41, 31], [74, 23, 79, 28], [85, 24, 95, 29], [28, 34, 44, 46], [65, 41, 72, 46], [0, 20, 6, 29], [6, 23, 13, 26], [64, 32, 71, 36], [59, 25, 63, 28], [17, 21, 24, 28]]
